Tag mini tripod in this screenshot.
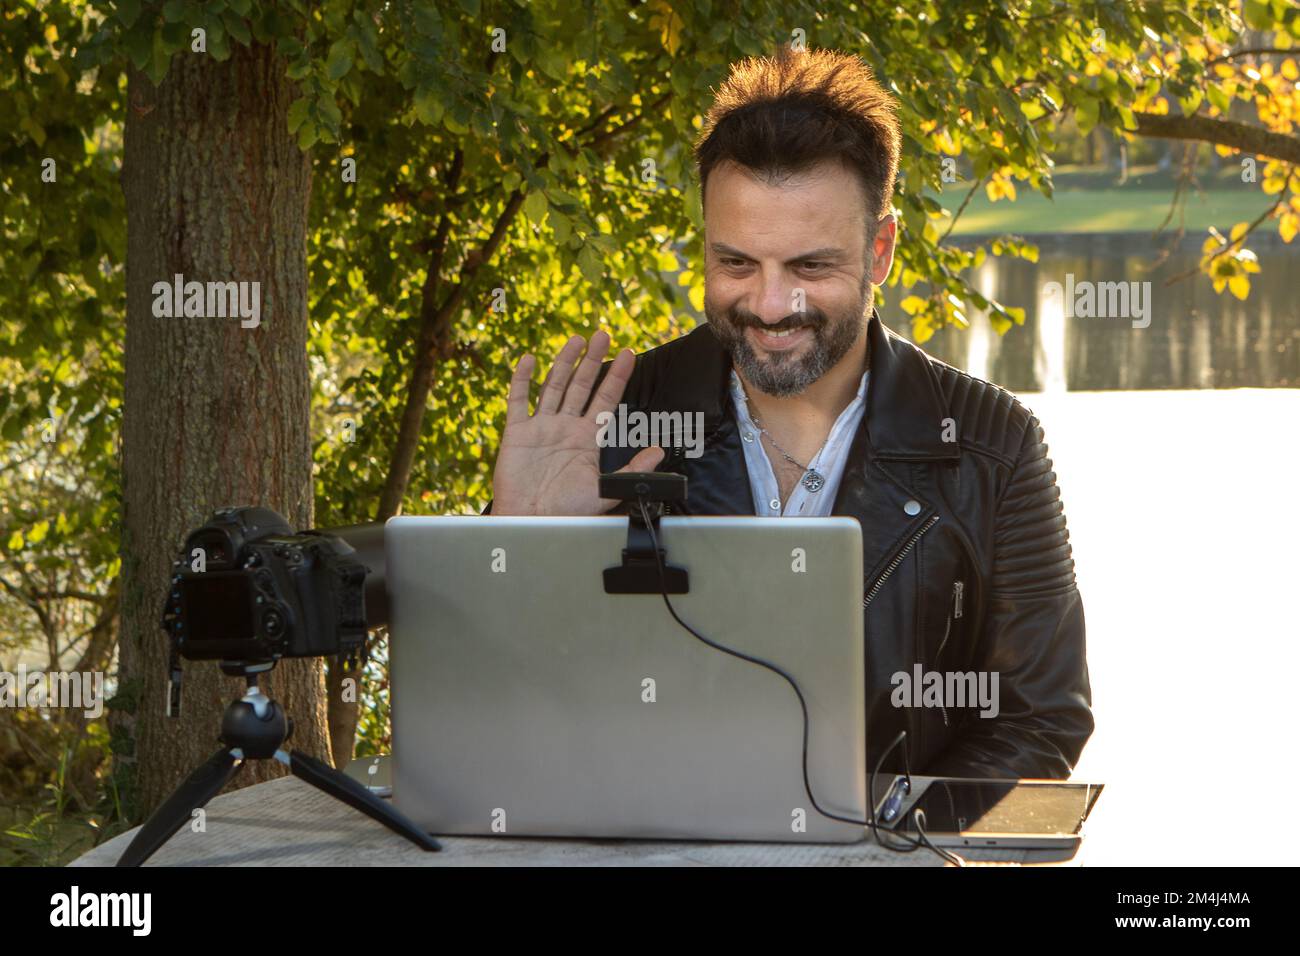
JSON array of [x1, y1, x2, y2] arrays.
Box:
[[116, 668, 440, 866]]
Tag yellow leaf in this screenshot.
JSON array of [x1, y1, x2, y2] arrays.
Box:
[[6, 531, 22, 550], [1281, 59, 1298, 81], [1228, 274, 1250, 299], [1284, 213, 1300, 243], [687, 284, 704, 312], [900, 295, 926, 315], [1229, 221, 1249, 242], [648, 0, 683, 56], [985, 176, 1016, 202]]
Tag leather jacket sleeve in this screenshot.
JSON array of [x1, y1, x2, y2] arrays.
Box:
[[925, 415, 1094, 779]]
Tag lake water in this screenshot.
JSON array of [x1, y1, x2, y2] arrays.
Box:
[[877, 231, 1300, 391]]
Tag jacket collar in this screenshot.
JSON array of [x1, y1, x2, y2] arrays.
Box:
[[650, 310, 960, 461]]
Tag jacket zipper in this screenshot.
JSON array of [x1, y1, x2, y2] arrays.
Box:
[[861, 515, 939, 761], [863, 515, 935, 764], [861, 515, 939, 609], [933, 582, 965, 727], [931, 581, 962, 728], [934, 581, 962, 662]]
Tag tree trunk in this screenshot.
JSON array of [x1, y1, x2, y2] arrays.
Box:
[[117, 41, 328, 822]]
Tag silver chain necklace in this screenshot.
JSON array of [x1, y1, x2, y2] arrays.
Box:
[[748, 411, 829, 494]]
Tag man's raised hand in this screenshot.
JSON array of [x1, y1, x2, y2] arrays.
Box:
[[490, 330, 665, 515]]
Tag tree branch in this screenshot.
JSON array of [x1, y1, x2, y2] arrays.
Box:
[[1204, 47, 1296, 68], [1133, 111, 1300, 165]]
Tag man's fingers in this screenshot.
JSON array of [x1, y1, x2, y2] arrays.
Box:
[[623, 446, 666, 472], [504, 353, 536, 426], [536, 335, 587, 415], [597, 447, 667, 512], [559, 330, 612, 416], [585, 347, 636, 421]]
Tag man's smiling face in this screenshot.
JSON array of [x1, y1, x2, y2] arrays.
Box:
[[702, 158, 896, 397]]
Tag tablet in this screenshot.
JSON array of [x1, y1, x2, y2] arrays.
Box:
[[883, 778, 1103, 850]]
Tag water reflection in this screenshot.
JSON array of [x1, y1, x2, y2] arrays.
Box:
[[877, 232, 1300, 390]]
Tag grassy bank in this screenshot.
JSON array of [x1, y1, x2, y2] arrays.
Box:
[[939, 164, 1277, 236]]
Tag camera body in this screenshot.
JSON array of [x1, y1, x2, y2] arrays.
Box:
[[162, 506, 367, 667]]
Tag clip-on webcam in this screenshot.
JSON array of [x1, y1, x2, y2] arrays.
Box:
[[600, 471, 689, 595]]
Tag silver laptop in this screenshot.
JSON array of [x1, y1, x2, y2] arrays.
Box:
[[386, 515, 866, 843]]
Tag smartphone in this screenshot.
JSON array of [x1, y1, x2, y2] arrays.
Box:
[[886, 778, 1103, 849]]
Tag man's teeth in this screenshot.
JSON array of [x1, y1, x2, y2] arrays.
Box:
[[764, 327, 800, 337]]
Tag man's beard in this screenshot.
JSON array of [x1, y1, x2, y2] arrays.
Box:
[[705, 273, 872, 398]]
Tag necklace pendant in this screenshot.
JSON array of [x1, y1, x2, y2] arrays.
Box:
[[802, 469, 825, 493]]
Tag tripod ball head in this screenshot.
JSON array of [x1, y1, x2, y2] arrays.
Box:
[[220, 687, 288, 759]]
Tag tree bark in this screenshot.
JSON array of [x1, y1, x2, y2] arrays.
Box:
[[117, 41, 328, 821]]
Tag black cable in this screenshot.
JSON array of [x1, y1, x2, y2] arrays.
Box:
[[869, 731, 921, 854], [911, 809, 966, 867], [637, 497, 965, 864]]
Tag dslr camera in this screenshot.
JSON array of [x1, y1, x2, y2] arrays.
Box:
[[161, 507, 368, 693]]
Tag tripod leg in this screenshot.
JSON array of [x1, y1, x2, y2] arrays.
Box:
[[116, 748, 243, 867], [285, 750, 441, 852]]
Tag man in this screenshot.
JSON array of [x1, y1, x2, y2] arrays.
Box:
[[487, 47, 1092, 779]]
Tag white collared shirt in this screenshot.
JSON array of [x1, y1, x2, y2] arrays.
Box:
[[729, 369, 870, 516]]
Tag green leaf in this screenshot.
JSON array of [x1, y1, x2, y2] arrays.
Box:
[[577, 244, 604, 284], [116, 0, 143, 29], [1075, 96, 1099, 135], [325, 38, 355, 82], [550, 209, 573, 245], [1244, 0, 1272, 30], [147, 26, 171, 85], [162, 0, 189, 23], [683, 181, 702, 229], [1206, 83, 1231, 114], [317, 94, 342, 134], [523, 190, 548, 225], [413, 87, 444, 126], [223, 10, 251, 46], [287, 96, 311, 133], [207, 23, 231, 61], [354, 20, 384, 73], [122, 18, 154, 71]]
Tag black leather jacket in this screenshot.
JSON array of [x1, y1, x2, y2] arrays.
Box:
[[338, 311, 1093, 779]]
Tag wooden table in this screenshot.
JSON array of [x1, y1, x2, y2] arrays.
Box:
[[71, 771, 1082, 867]]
